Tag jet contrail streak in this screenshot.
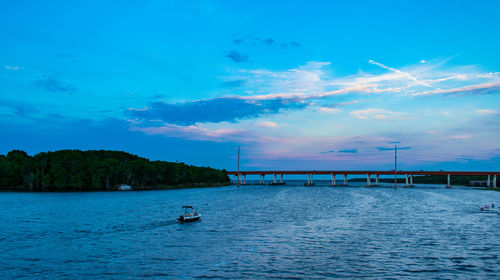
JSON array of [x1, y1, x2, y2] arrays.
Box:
[[368, 59, 437, 89]]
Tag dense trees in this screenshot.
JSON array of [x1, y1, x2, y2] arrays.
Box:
[[0, 150, 229, 192]]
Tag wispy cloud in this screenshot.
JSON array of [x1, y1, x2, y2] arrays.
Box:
[[131, 123, 245, 142], [316, 107, 341, 113], [262, 38, 274, 46], [128, 97, 308, 125], [412, 82, 500, 96], [125, 58, 500, 168], [350, 109, 411, 120], [256, 121, 280, 128], [129, 121, 286, 144], [339, 149, 357, 153], [4, 65, 20, 71], [449, 134, 473, 139], [376, 146, 411, 151], [231, 36, 301, 49], [225, 50, 249, 63], [228, 59, 500, 103], [476, 108, 498, 115], [0, 99, 38, 118], [368, 59, 436, 88], [33, 76, 77, 94]]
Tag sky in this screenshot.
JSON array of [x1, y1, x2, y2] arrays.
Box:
[[1, 0, 500, 171]]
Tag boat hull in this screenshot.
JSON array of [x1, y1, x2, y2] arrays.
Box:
[[178, 215, 201, 223]]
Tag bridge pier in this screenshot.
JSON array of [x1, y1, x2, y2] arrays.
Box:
[[494, 175, 497, 188], [364, 173, 379, 187], [445, 174, 452, 188], [344, 174, 348, 186], [257, 174, 265, 185], [364, 173, 372, 187], [487, 175, 491, 188], [404, 173, 414, 188], [270, 173, 286, 185], [329, 173, 338, 186], [305, 173, 315, 186]]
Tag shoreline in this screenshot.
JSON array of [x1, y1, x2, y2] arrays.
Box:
[[0, 182, 232, 193], [2, 182, 498, 193]]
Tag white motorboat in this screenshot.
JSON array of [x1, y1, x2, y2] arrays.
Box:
[[480, 205, 497, 212], [177, 206, 201, 222], [118, 184, 132, 191]]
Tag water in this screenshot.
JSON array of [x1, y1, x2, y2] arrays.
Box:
[[1, 182, 500, 279]]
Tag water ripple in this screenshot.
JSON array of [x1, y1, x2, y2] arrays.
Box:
[[1, 183, 500, 279]]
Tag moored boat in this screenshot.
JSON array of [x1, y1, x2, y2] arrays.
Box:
[[118, 184, 133, 191]]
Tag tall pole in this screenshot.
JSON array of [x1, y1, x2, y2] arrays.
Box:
[[237, 146, 240, 187], [394, 144, 397, 189]]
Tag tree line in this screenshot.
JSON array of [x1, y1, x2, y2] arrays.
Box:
[[0, 149, 229, 192]]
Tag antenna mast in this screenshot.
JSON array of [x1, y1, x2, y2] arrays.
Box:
[[394, 144, 397, 189], [237, 146, 240, 188]]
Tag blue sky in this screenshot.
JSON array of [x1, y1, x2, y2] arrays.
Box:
[[1, 0, 500, 171]]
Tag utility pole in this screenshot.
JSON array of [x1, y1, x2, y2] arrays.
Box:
[[237, 146, 240, 188], [394, 144, 397, 189]]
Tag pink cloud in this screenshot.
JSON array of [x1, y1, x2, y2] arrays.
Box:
[[131, 123, 244, 142], [350, 108, 412, 120], [129, 122, 289, 144], [256, 121, 280, 128]]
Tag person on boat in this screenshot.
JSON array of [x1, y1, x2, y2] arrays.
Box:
[[492, 203, 495, 208], [194, 211, 198, 216]]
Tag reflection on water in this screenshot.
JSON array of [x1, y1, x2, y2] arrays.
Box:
[[1, 182, 500, 279]]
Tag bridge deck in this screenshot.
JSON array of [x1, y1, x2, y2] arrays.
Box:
[[227, 170, 499, 176]]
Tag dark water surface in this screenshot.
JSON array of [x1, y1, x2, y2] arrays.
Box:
[[1, 182, 500, 279]]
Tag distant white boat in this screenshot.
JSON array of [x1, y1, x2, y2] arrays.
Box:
[[118, 184, 133, 191]]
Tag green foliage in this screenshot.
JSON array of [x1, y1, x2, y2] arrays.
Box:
[[0, 150, 229, 192]]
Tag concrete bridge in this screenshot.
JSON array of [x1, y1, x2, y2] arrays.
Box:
[[226, 170, 499, 188]]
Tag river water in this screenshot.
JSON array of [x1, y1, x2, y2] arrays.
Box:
[[1, 182, 500, 279]]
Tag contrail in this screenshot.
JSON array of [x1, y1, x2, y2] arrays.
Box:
[[368, 59, 437, 89]]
